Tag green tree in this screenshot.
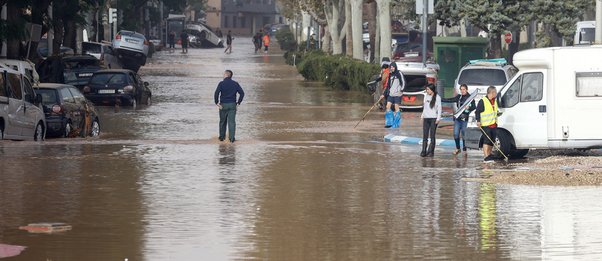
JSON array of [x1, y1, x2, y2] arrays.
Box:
[[528, 0, 593, 46]]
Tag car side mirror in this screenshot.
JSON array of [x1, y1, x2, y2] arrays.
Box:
[[144, 82, 149, 87]]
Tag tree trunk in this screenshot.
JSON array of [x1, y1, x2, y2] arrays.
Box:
[[350, 0, 363, 60], [102, 1, 111, 41], [345, 0, 352, 56], [375, 15, 380, 62], [64, 19, 77, 52], [53, 21, 64, 56], [367, 2, 377, 63], [322, 27, 332, 53], [325, 0, 347, 55], [5, 1, 21, 59], [488, 33, 502, 58], [375, 0, 391, 60]]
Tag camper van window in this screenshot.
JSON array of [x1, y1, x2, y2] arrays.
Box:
[[576, 72, 602, 97], [7, 73, 22, 100], [520, 73, 543, 102], [0, 73, 6, 97], [579, 28, 595, 45], [501, 76, 521, 108]]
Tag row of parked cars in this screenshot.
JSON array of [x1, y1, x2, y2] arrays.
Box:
[[0, 52, 152, 141]]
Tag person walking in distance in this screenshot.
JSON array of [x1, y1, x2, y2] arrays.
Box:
[[224, 30, 233, 54], [253, 30, 263, 54], [475, 86, 499, 163], [262, 33, 270, 53], [168, 31, 176, 52], [214, 70, 245, 143], [180, 30, 188, 54], [420, 84, 442, 157], [441, 83, 476, 155], [380, 62, 405, 128]]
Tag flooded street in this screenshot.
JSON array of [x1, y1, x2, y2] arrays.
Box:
[[2, 39, 602, 260]]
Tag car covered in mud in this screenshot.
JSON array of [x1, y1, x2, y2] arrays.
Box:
[[36, 83, 100, 138], [82, 69, 151, 109], [37, 55, 102, 89]]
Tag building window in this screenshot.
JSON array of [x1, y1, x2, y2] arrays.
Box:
[[224, 15, 229, 28]]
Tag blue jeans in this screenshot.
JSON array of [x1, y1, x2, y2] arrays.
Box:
[[454, 119, 468, 150]]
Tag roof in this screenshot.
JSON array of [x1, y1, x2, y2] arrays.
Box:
[[37, 83, 74, 89]]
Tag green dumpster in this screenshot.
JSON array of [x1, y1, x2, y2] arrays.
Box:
[[433, 37, 488, 97]]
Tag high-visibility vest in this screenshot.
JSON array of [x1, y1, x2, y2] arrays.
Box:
[[263, 35, 270, 46], [480, 97, 498, 126]]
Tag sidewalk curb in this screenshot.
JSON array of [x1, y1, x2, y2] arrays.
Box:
[[384, 134, 459, 147]]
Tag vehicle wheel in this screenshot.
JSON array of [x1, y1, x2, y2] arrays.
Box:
[[34, 122, 44, 141], [64, 121, 72, 138], [89, 119, 100, 137], [493, 129, 514, 159], [511, 149, 529, 159]]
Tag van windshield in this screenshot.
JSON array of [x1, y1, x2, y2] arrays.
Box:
[[458, 69, 507, 86], [578, 28, 595, 44]]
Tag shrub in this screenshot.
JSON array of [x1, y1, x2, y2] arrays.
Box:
[[275, 28, 297, 52]]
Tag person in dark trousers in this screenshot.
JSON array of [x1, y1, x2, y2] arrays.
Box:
[[420, 84, 442, 157], [168, 31, 176, 52], [253, 30, 263, 54], [180, 30, 188, 53], [441, 83, 476, 155], [214, 70, 245, 143], [475, 86, 499, 163], [224, 30, 233, 54]]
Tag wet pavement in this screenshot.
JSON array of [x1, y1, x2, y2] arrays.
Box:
[[2, 39, 602, 260]]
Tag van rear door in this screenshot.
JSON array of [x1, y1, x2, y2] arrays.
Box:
[[498, 71, 548, 148], [6, 72, 26, 137]]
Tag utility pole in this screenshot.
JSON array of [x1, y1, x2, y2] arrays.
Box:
[[1, 4, 6, 57], [48, 3, 53, 55], [421, 0, 427, 66], [594, 0, 602, 44]]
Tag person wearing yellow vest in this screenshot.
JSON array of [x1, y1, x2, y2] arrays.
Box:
[[262, 34, 270, 53], [475, 86, 499, 163]]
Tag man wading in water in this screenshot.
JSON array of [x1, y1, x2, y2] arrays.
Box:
[[214, 70, 245, 143]]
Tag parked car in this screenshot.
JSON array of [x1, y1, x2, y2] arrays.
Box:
[[37, 55, 102, 89], [454, 58, 518, 96], [112, 30, 149, 72], [0, 66, 46, 140], [82, 69, 152, 109], [36, 83, 100, 138], [396, 62, 439, 109], [82, 41, 123, 69]]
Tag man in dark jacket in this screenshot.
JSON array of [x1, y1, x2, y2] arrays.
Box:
[[214, 70, 245, 143]]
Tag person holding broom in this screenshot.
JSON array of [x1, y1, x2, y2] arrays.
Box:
[[475, 86, 499, 163]]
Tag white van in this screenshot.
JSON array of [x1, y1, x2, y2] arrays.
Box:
[[574, 21, 595, 45], [0, 67, 46, 140], [464, 46, 602, 158]]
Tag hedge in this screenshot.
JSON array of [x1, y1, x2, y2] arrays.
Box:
[[285, 50, 380, 91]]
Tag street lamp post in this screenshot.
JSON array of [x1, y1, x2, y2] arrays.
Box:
[[596, 0, 602, 44]]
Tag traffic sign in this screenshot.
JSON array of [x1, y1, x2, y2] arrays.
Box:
[[504, 32, 512, 44]]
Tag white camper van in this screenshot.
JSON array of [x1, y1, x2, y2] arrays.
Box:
[[464, 46, 602, 158]]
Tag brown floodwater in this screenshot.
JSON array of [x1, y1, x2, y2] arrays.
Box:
[[1, 39, 602, 260]]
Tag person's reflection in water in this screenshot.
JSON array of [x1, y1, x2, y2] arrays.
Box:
[[218, 144, 236, 166]]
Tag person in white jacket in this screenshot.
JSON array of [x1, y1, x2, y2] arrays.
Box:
[[420, 84, 442, 157]]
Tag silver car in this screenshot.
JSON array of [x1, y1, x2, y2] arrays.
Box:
[[0, 67, 46, 141], [112, 30, 149, 71]]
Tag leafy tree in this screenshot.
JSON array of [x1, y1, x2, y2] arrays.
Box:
[[528, 0, 593, 46]]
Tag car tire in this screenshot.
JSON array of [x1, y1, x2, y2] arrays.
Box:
[[64, 121, 73, 138], [89, 119, 100, 137], [494, 129, 525, 159], [511, 149, 529, 159], [34, 122, 44, 141]]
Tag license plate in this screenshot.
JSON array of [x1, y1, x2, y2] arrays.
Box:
[[98, 89, 115, 94], [78, 73, 93, 77], [126, 39, 139, 44]]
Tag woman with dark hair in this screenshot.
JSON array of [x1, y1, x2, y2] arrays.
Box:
[[380, 62, 405, 128], [420, 84, 442, 157], [442, 83, 476, 155]]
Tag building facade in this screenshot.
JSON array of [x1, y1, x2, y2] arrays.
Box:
[[205, 0, 282, 36]]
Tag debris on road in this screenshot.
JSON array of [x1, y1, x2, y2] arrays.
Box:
[[19, 222, 72, 233], [0, 243, 26, 258]]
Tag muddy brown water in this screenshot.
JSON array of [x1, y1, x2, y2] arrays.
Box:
[[2, 39, 602, 260]]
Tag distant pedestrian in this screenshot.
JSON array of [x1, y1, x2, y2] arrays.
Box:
[[168, 31, 176, 52], [420, 84, 442, 157], [180, 30, 188, 53], [253, 31, 263, 53], [224, 30, 233, 54], [216, 28, 223, 38], [475, 86, 499, 163], [441, 83, 476, 155], [262, 33, 270, 53], [214, 70, 245, 143]]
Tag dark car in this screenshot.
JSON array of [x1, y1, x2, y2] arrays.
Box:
[[82, 69, 152, 109], [36, 83, 100, 138], [37, 55, 102, 88]]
